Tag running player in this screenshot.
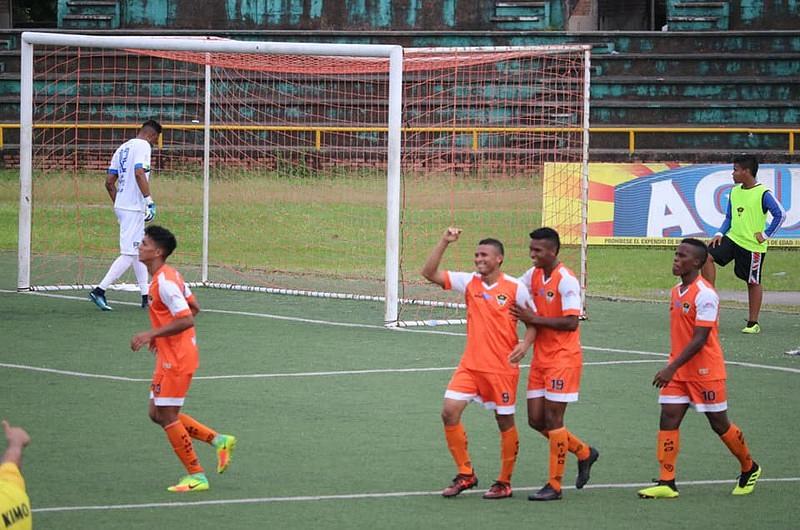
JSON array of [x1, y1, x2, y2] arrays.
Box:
[[89, 120, 161, 311], [422, 227, 536, 500], [130, 225, 236, 492], [510, 227, 598, 501], [638, 238, 761, 499]]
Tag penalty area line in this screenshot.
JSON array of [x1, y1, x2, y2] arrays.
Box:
[[4, 289, 799, 375], [33, 477, 800, 513], [0, 359, 664, 383]]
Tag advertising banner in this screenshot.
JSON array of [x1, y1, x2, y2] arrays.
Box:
[[543, 163, 800, 247]]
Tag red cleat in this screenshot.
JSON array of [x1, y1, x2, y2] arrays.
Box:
[[442, 473, 478, 497], [482, 481, 512, 499]]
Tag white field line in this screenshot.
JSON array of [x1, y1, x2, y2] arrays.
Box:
[[32, 477, 800, 514], [3, 289, 799, 376], [0, 359, 664, 383]]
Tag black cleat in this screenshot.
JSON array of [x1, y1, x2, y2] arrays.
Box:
[[576, 446, 599, 489], [141, 294, 149, 308], [528, 483, 562, 501]]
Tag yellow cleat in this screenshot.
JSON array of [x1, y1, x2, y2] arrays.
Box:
[[167, 473, 209, 493], [214, 434, 237, 474], [732, 463, 761, 496], [638, 483, 679, 499], [741, 323, 761, 334]]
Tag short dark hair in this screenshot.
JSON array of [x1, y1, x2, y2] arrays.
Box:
[[733, 154, 758, 177], [478, 238, 505, 257], [145, 225, 177, 258], [529, 227, 561, 254], [141, 119, 163, 136], [680, 237, 708, 266]]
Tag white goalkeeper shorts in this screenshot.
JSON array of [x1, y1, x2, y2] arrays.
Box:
[[115, 208, 145, 256]]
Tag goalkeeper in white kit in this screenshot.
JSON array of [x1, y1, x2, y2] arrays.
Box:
[[89, 120, 161, 311]]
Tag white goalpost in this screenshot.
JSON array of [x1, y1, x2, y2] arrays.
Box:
[[18, 32, 590, 327]]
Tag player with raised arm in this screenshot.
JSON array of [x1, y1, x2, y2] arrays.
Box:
[[510, 227, 598, 501], [89, 120, 162, 311], [702, 155, 786, 334], [638, 238, 760, 499], [131, 225, 236, 492], [0, 421, 32, 530], [422, 227, 536, 500]]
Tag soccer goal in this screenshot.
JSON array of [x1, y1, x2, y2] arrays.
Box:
[[18, 32, 590, 327]]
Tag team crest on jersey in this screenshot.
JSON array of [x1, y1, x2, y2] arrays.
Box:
[[496, 294, 508, 306], [682, 301, 691, 314], [736, 206, 745, 217], [546, 290, 556, 302]]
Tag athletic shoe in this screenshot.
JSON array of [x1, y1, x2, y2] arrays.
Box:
[[482, 481, 512, 499], [741, 323, 761, 334], [141, 295, 149, 308], [167, 473, 209, 492], [638, 480, 679, 499], [576, 446, 599, 489], [88, 288, 112, 311], [442, 473, 478, 497], [785, 347, 800, 356], [528, 483, 562, 501], [214, 434, 237, 474], [732, 462, 761, 496]]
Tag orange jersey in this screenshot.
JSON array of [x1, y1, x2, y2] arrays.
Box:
[[444, 271, 535, 375], [149, 264, 199, 375], [519, 264, 582, 368], [669, 276, 726, 381]]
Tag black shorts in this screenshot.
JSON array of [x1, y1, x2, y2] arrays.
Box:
[[708, 236, 765, 285]]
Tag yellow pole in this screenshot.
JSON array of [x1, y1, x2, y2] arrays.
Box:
[[790, 132, 795, 155], [629, 130, 635, 155], [472, 130, 479, 151], [315, 129, 322, 151]]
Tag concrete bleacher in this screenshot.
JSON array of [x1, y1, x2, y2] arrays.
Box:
[[0, 29, 798, 162]]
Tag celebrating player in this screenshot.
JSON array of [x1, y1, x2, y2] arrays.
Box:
[[702, 155, 786, 334], [510, 227, 598, 501], [89, 120, 162, 311], [131, 225, 236, 493], [422, 227, 536, 500], [638, 238, 760, 499]]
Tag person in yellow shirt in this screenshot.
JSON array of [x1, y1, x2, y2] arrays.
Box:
[[0, 420, 32, 530]]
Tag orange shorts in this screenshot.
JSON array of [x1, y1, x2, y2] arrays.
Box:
[[659, 379, 728, 412], [526, 364, 582, 402], [445, 365, 519, 415], [150, 371, 193, 407]]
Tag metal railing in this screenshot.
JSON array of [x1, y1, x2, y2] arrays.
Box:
[[1, 123, 797, 155]]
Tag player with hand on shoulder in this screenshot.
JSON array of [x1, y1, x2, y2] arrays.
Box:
[[131, 225, 236, 493], [422, 227, 536, 500], [638, 238, 760, 499], [0, 420, 32, 530], [89, 120, 162, 311], [511, 227, 598, 501]]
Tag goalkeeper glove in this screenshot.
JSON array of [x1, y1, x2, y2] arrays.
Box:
[[144, 196, 156, 222]]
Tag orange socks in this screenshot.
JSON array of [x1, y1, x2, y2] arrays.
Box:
[[444, 423, 473, 475], [179, 413, 217, 445], [719, 424, 753, 472], [548, 427, 568, 491], [657, 429, 680, 482], [539, 428, 591, 460], [567, 431, 591, 461], [164, 420, 204, 475], [498, 426, 519, 484]]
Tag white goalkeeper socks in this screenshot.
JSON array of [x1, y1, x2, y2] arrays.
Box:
[[98, 254, 136, 290], [132, 258, 150, 295]]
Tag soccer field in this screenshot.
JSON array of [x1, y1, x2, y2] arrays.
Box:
[[2, 265, 799, 529]]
